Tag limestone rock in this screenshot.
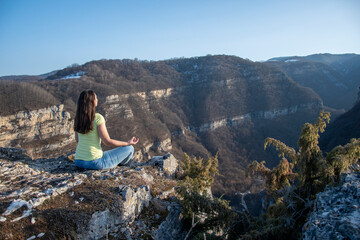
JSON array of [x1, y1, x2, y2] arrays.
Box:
[[196, 102, 323, 133], [119, 185, 151, 222], [303, 172, 360, 240], [150, 153, 178, 177], [0, 105, 75, 158], [153, 203, 187, 240]]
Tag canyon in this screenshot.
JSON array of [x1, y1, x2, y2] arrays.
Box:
[[0, 54, 359, 197], [0, 53, 359, 239]]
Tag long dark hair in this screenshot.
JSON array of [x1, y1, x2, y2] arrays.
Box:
[[74, 90, 96, 134]]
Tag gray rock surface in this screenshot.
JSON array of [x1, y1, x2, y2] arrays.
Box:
[[303, 172, 360, 240], [77, 209, 121, 240], [0, 148, 180, 240], [150, 153, 179, 177], [153, 203, 187, 240], [119, 185, 152, 222]]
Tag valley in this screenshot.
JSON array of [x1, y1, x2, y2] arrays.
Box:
[[1, 54, 359, 199]]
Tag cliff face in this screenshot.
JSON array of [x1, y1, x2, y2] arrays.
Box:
[[0, 105, 75, 158], [0, 148, 185, 240]]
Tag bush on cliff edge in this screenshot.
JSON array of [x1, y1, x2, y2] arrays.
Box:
[[247, 111, 360, 239], [177, 153, 240, 239]]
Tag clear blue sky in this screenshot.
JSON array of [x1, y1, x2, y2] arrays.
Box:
[[0, 0, 359, 76]]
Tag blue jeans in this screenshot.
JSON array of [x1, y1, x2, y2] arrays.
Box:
[[74, 145, 134, 170]]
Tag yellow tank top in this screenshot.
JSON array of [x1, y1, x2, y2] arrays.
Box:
[[75, 113, 105, 161]]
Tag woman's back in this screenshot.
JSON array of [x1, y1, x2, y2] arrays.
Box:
[[75, 113, 105, 161]]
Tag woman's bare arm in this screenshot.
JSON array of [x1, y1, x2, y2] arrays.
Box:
[[97, 122, 139, 148]]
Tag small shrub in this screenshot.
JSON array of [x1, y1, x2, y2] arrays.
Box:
[[177, 153, 238, 239]]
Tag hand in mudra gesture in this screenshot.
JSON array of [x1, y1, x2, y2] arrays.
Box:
[[128, 137, 139, 145]]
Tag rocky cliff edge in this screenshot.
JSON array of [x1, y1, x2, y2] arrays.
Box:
[[0, 148, 187, 240], [302, 170, 360, 240]]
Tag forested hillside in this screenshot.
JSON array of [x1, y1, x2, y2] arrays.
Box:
[[320, 100, 360, 152], [268, 53, 360, 110], [1, 54, 358, 198]]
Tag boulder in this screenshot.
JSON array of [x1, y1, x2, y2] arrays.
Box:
[[150, 153, 179, 177]]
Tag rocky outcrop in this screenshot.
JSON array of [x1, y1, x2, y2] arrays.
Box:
[[302, 172, 360, 240], [104, 89, 176, 119], [153, 203, 186, 240], [0, 148, 182, 240], [105, 88, 175, 104], [133, 138, 173, 161], [175, 101, 323, 134], [0, 105, 75, 158], [148, 153, 179, 177], [76, 185, 152, 240]]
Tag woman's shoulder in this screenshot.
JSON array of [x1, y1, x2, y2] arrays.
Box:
[[95, 113, 105, 125], [95, 113, 104, 118]]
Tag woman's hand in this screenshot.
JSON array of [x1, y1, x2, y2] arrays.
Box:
[[128, 137, 139, 145]]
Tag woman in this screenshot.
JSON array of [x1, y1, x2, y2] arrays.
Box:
[[74, 90, 139, 170]]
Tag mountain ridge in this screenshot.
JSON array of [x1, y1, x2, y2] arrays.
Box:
[[0, 53, 358, 198], [267, 53, 360, 110]]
